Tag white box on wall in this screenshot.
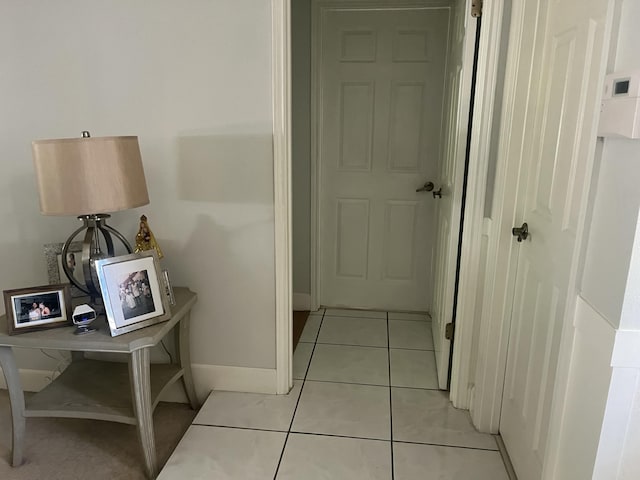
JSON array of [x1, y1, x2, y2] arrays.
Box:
[[598, 70, 640, 139]]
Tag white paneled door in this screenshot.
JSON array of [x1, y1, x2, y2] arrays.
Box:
[[317, 4, 451, 311], [430, 1, 472, 390], [499, 0, 612, 478]]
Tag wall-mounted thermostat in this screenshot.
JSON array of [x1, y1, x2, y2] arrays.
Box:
[[598, 70, 640, 139]]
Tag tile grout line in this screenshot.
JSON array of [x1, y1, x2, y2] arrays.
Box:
[[289, 430, 390, 442], [392, 438, 502, 452], [272, 309, 326, 479], [303, 378, 389, 387], [188, 424, 501, 453], [280, 430, 500, 453], [191, 423, 288, 434], [323, 312, 431, 322], [310, 341, 435, 352], [316, 342, 389, 349], [387, 311, 395, 480], [301, 378, 441, 391]]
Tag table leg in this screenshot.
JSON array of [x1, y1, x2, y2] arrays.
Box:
[[175, 311, 199, 409], [0, 346, 25, 467], [129, 348, 157, 479]]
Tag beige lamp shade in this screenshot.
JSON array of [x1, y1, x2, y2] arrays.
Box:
[[32, 135, 150, 216]]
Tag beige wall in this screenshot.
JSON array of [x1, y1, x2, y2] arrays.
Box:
[[0, 0, 276, 374]]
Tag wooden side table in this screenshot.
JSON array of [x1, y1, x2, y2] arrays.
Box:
[[0, 287, 199, 479]]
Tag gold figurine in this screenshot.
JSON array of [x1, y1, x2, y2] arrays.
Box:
[[134, 215, 164, 259]]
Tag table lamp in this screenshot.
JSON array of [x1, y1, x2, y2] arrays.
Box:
[[32, 131, 149, 301]]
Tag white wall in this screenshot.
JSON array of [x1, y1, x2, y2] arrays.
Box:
[[580, 0, 640, 327], [551, 297, 616, 479], [0, 1, 276, 386], [554, 0, 640, 477]]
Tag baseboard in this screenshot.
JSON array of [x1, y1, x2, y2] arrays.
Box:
[[0, 364, 278, 403], [293, 292, 311, 311], [191, 364, 278, 398], [158, 364, 280, 403]]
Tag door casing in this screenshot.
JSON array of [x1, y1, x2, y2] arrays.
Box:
[[272, 0, 514, 414], [275, 2, 616, 475]]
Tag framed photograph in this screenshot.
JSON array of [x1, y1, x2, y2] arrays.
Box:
[[95, 250, 170, 337], [44, 242, 87, 299], [162, 269, 176, 306], [3, 284, 72, 335]]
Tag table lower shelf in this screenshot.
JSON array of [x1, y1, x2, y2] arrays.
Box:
[[24, 359, 184, 424]]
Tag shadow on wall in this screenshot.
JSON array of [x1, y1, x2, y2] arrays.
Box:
[[125, 130, 279, 368], [177, 133, 274, 204]]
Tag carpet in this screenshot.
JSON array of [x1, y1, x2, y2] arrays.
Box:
[[0, 390, 196, 480]]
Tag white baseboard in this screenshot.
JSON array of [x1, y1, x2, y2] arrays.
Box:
[[0, 364, 278, 403], [293, 292, 311, 311], [190, 364, 278, 399]]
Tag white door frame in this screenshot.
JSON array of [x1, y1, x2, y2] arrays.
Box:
[[273, 0, 293, 395], [272, 0, 510, 402]]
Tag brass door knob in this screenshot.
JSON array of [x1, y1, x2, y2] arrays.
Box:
[[416, 181, 435, 193]]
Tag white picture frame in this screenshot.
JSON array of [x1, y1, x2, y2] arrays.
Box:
[[95, 251, 170, 337]]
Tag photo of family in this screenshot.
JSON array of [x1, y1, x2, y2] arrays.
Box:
[[14, 293, 60, 324], [118, 270, 156, 321], [13, 292, 63, 326], [95, 251, 169, 336], [3, 284, 71, 335]]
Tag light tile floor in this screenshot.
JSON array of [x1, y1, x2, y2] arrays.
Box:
[[159, 309, 512, 479]]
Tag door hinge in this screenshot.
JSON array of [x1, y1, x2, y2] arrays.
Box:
[[445, 322, 455, 340], [471, 0, 482, 18]]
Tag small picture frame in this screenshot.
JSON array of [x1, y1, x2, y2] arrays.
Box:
[[44, 242, 87, 299], [3, 284, 72, 335], [95, 250, 170, 337]]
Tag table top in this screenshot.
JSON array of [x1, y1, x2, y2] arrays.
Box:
[[0, 287, 197, 353]]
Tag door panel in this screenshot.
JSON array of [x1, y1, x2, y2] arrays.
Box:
[[388, 82, 426, 170], [339, 82, 375, 171], [336, 199, 370, 278], [383, 201, 419, 280], [499, 0, 612, 478], [318, 5, 451, 311]]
